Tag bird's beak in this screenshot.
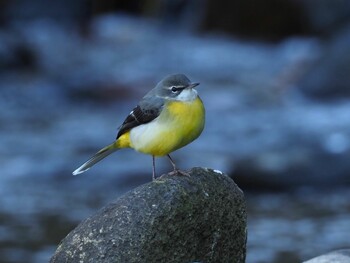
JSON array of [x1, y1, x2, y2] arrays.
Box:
[[188, 82, 200, 89]]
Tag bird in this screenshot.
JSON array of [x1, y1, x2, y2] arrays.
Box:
[[72, 74, 205, 179]]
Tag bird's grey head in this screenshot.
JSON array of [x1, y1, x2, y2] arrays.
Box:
[[154, 74, 199, 101]]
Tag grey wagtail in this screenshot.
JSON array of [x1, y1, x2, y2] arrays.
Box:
[[72, 74, 205, 179]]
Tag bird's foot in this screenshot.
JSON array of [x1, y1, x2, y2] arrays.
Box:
[[169, 169, 190, 177]]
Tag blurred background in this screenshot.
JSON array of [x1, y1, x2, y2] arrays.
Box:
[[1, 0, 350, 262]]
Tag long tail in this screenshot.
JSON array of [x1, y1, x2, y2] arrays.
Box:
[[72, 142, 118, 175]]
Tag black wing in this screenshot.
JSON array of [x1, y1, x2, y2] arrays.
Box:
[[116, 98, 164, 139]]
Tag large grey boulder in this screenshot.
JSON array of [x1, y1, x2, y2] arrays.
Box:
[[50, 167, 247, 263], [303, 249, 350, 263]]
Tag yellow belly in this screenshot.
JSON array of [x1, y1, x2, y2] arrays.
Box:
[[127, 97, 205, 156]]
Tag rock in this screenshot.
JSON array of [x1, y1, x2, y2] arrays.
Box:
[[303, 249, 350, 263], [50, 167, 247, 263]]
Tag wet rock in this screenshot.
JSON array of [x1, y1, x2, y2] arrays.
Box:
[[303, 249, 350, 263], [50, 167, 247, 263]]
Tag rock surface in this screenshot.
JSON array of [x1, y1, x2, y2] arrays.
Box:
[[50, 167, 247, 263], [303, 249, 350, 263]]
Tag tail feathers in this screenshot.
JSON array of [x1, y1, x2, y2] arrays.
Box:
[[72, 143, 118, 175]]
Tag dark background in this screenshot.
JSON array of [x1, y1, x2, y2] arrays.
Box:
[[1, 0, 350, 262]]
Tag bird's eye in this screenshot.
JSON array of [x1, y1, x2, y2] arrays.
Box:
[[171, 86, 178, 93]]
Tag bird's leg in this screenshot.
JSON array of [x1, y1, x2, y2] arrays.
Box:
[[152, 155, 156, 180], [167, 154, 177, 171], [167, 154, 190, 176]]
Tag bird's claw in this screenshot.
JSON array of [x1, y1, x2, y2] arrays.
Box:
[[169, 169, 190, 177]]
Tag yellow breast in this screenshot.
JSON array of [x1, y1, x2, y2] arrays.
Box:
[[129, 97, 205, 156]]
